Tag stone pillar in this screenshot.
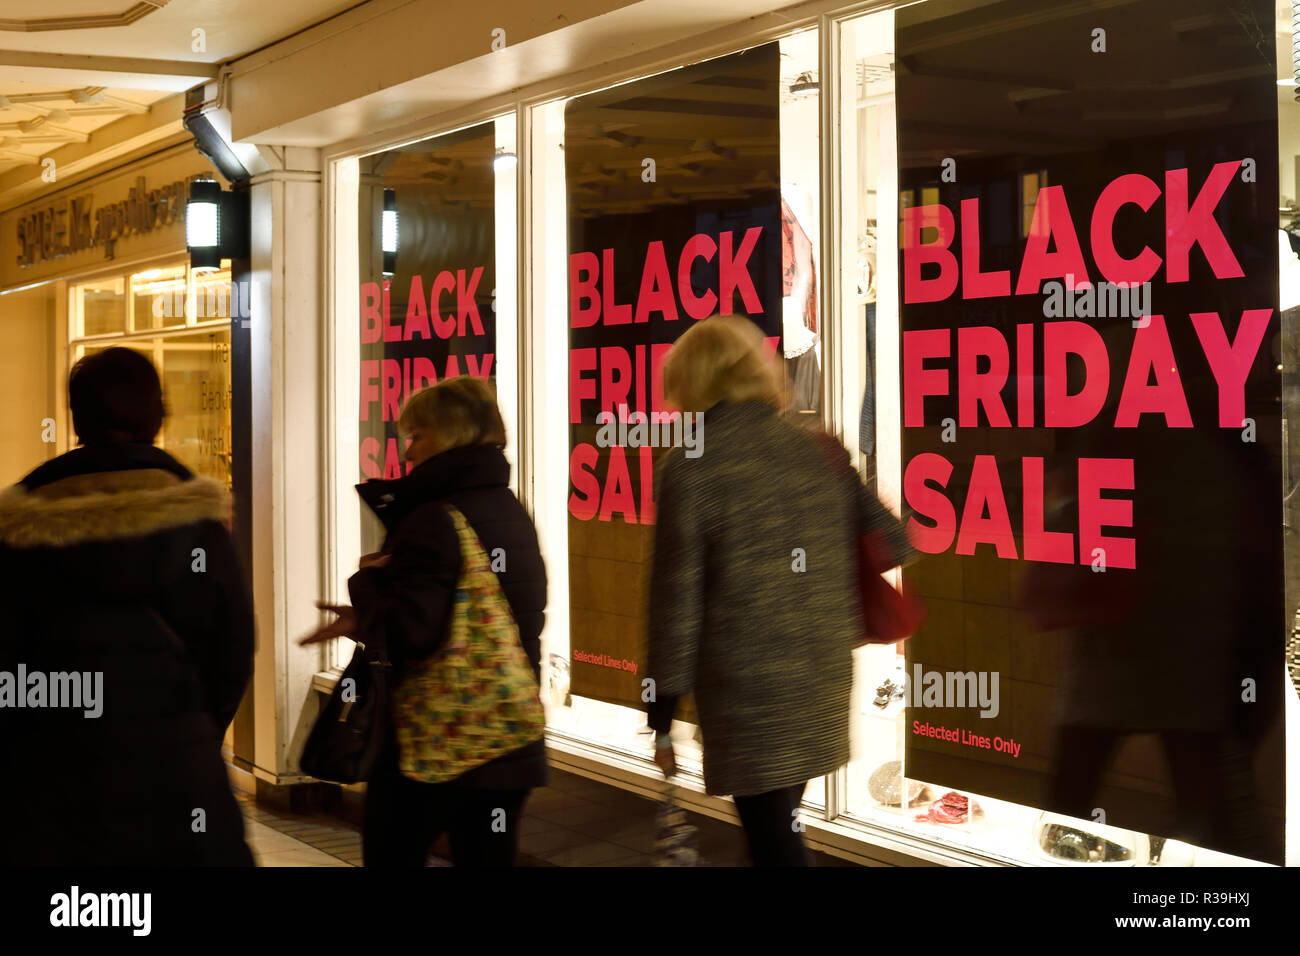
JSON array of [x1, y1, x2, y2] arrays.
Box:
[[243, 145, 326, 785]]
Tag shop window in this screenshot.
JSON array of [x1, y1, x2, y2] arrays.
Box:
[[345, 117, 515, 559], [329, 116, 517, 670], [69, 260, 232, 487], [73, 276, 126, 337], [546, 31, 825, 807], [131, 265, 188, 330], [839, 0, 1286, 866]]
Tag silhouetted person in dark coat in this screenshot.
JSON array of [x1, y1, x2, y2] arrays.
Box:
[[0, 347, 255, 865]]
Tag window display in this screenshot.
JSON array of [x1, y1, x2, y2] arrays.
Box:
[[352, 121, 504, 556], [835, 0, 1286, 867], [549, 35, 826, 811], [70, 260, 232, 486]]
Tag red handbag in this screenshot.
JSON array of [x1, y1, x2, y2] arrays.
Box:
[[808, 428, 925, 645]]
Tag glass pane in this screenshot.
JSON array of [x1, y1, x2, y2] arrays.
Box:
[[843, 0, 1285, 867], [75, 276, 126, 336], [194, 263, 234, 322], [131, 265, 188, 330], [558, 34, 820, 781], [158, 330, 232, 485], [354, 120, 503, 555]]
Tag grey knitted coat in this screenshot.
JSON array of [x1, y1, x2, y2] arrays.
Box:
[[646, 401, 911, 797]]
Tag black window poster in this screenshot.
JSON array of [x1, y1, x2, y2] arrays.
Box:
[[896, 0, 1285, 862]]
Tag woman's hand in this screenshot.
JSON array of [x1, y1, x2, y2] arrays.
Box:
[[298, 602, 358, 646], [653, 741, 677, 778]]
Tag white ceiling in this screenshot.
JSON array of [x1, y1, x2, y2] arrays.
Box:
[[0, 0, 363, 175], [0, 83, 170, 174], [0, 0, 364, 60]]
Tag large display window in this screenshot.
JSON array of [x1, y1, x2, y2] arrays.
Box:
[[69, 259, 233, 486], [833, 0, 1289, 866], [329, 114, 518, 669], [528, 31, 829, 810]]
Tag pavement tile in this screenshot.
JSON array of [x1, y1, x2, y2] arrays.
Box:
[[519, 826, 591, 855], [543, 839, 635, 867], [530, 798, 627, 829]]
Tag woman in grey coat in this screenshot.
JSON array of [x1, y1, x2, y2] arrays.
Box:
[[646, 315, 912, 866]]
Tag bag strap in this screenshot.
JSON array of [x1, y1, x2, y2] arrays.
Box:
[[443, 504, 492, 577]]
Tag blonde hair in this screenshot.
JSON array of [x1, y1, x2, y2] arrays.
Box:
[[398, 375, 506, 449], [661, 315, 782, 413]]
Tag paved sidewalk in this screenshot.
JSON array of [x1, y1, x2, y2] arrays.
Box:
[[238, 769, 860, 867]]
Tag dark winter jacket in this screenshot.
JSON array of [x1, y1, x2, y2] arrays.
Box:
[[350, 442, 549, 791], [0, 443, 255, 865]]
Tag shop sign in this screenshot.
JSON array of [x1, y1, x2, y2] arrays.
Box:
[[13, 175, 193, 267]]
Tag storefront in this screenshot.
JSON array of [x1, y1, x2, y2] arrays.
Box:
[[0, 143, 231, 484], [227, 0, 1298, 866]]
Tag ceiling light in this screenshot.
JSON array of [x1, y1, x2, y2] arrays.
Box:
[[494, 149, 517, 171]]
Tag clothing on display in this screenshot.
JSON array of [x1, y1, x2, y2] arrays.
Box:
[[780, 191, 821, 415], [781, 195, 817, 335]]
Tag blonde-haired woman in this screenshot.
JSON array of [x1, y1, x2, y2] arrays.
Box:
[[646, 315, 911, 866], [302, 375, 547, 866]]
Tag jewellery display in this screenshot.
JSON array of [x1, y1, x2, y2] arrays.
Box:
[[867, 760, 930, 807]]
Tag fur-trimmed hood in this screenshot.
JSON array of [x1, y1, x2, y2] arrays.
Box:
[[0, 469, 230, 549]]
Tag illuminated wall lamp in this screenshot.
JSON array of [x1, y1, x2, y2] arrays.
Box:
[[186, 179, 248, 273], [493, 149, 518, 171], [382, 188, 398, 277]]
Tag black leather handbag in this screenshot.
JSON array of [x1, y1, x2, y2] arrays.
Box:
[[299, 639, 391, 784]]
